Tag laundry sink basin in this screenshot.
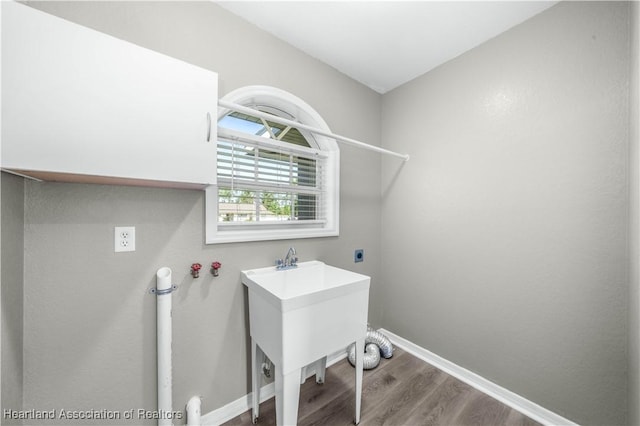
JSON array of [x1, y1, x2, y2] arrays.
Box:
[[241, 260, 370, 425], [241, 260, 370, 312]]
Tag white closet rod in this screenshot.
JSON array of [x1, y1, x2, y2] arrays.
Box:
[[217, 100, 410, 161]]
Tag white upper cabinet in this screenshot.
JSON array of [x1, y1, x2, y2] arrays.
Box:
[[1, 2, 218, 188]]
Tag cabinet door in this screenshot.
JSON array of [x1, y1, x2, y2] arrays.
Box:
[[1, 1, 218, 187]]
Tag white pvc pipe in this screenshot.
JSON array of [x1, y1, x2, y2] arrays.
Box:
[[156, 267, 173, 426], [186, 396, 202, 426]]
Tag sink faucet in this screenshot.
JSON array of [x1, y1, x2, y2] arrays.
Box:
[[276, 247, 298, 270]]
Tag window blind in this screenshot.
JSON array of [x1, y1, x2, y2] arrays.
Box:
[[217, 128, 328, 225]]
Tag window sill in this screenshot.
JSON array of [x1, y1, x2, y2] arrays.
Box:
[[206, 228, 339, 245]]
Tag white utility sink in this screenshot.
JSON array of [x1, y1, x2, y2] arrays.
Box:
[[242, 260, 370, 426]]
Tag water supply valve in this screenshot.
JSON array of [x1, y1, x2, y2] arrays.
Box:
[[211, 261, 222, 277], [191, 263, 202, 278]]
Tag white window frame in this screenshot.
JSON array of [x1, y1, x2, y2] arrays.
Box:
[[206, 86, 340, 244]]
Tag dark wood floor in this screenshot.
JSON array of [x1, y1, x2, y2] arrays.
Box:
[[222, 347, 541, 426]]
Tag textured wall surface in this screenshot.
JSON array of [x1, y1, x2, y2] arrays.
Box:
[[380, 2, 629, 425], [629, 1, 640, 425], [1, 173, 25, 423], [15, 1, 382, 423]]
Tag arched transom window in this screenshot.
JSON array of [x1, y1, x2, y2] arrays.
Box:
[[206, 86, 339, 244]]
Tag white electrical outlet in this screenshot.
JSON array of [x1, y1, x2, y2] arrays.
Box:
[[115, 226, 136, 252]]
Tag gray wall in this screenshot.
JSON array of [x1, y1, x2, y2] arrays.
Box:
[[1, 173, 25, 423], [15, 1, 382, 423], [380, 2, 630, 425], [629, 1, 640, 425]]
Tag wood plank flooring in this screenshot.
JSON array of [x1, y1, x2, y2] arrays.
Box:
[[222, 348, 541, 426]]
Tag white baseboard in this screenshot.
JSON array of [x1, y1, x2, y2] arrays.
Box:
[[378, 328, 578, 426], [201, 330, 577, 426], [200, 350, 347, 426]]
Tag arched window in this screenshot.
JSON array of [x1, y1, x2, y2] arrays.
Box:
[[206, 86, 339, 244]]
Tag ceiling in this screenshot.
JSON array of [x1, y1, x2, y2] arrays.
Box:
[[216, 1, 558, 94]]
